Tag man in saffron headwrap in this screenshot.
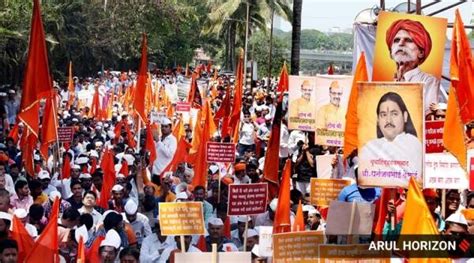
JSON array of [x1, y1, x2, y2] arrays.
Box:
[[386, 19, 439, 115]]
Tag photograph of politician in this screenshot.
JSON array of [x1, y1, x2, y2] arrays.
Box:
[[373, 11, 447, 116], [288, 76, 317, 131], [357, 82, 424, 188]]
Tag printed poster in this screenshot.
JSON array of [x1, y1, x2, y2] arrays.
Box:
[[357, 82, 424, 188], [314, 75, 353, 146], [372, 11, 447, 115], [288, 76, 317, 131]]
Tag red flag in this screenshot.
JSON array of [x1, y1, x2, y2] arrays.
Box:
[[119, 159, 129, 176], [342, 53, 368, 161], [187, 72, 202, 109], [373, 188, 391, 236], [145, 122, 157, 166], [89, 158, 97, 175], [450, 9, 474, 124], [133, 33, 149, 123], [39, 94, 58, 160], [223, 216, 231, 239], [21, 131, 36, 177], [276, 62, 289, 103], [62, 154, 71, 179], [273, 159, 291, 234], [228, 51, 244, 139], [11, 215, 34, 263], [77, 236, 86, 263], [263, 103, 283, 200], [292, 200, 305, 232], [196, 235, 207, 252], [160, 137, 191, 176], [90, 87, 101, 118], [85, 236, 105, 263], [214, 85, 232, 138], [98, 149, 115, 209], [327, 63, 334, 75], [25, 197, 60, 262], [8, 122, 20, 144]]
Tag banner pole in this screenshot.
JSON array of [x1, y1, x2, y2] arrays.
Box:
[[243, 215, 249, 252], [180, 235, 186, 253], [347, 200, 356, 244]]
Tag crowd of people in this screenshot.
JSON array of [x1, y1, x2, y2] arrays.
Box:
[[0, 67, 472, 263]]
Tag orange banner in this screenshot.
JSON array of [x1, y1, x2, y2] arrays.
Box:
[[158, 202, 205, 236], [273, 231, 324, 262], [310, 178, 351, 206]]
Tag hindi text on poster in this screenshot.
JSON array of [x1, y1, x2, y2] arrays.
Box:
[[206, 142, 236, 163], [425, 120, 444, 153], [228, 183, 268, 216], [158, 202, 205, 236], [273, 231, 324, 263], [310, 178, 351, 206], [176, 102, 191, 113], [57, 127, 74, 143]]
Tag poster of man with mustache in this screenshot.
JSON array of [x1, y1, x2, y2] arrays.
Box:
[[372, 12, 447, 116], [356, 82, 424, 188]]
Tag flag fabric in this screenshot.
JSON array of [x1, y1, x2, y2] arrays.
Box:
[[25, 197, 60, 262], [223, 216, 232, 239], [228, 51, 244, 138], [133, 33, 149, 123], [343, 52, 368, 161], [8, 122, 20, 144], [187, 72, 202, 109], [276, 62, 289, 103], [98, 149, 115, 209], [373, 188, 391, 236], [449, 9, 474, 124], [327, 63, 334, 75], [39, 94, 58, 160], [90, 86, 101, 118], [273, 159, 291, 234], [145, 122, 157, 166], [77, 236, 86, 263], [160, 137, 191, 177], [214, 85, 231, 138], [62, 154, 71, 179], [263, 102, 283, 200], [119, 159, 129, 176], [292, 200, 305, 232], [196, 235, 207, 252], [85, 236, 105, 263], [11, 215, 34, 263], [443, 10, 472, 171], [67, 61, 75, 107], [401, 177, 438, 235]]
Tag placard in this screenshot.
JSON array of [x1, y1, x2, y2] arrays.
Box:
[[357, 82, 424, 188], [319, 244, 390, 262], [424, 152, 468, 189], [425, 120, 444, 153], [310, 178, 352, 206], [325, 201, 375, 235], [57, 127, 74, 143], [258, 226, 273, 257], [273, 231, 325, 263], [206, 142, 236, 163], [314, 75, 353, 147], [175, 252, 251, 263], [176, 102, 191, 113], [288, 76, 317, 131], [316, 154, 344, 179], [228, 183, 268, 216], [158, 202, 205, 236]]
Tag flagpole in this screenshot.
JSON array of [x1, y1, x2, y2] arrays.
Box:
[[136, 117, 141, 153]]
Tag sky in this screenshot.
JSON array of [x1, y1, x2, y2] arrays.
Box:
[[276, 0, 473, 35]]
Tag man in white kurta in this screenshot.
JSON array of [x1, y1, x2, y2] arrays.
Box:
[[152, 118, 177, 176]]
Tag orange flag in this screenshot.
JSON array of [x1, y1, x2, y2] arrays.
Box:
[[443, 10, 473, 171], [8, 122, 20, 144], [25, 197, 60, 262], [187, 72, 202, 109], [90, 87, 101, 118], [98, 149, 115, 209], [160, 137, 191, 176], [11, 215, 34, 263], [18, 0, 54, 176], [85, 236, 105, 263], [133, 33, 149, 123], [67, 61, 75, 108], [196, 235, 207, 252], [119, 159, 129, 176], [214, 85, 231, 138], [263, 102, 283, 200], [276, 62, 289, 103], [77, 236, 86, 263], [185, 63, 190, 78], [145, 122, 157, 166], [273, 159, 291, 234], [172, 117, 185, 139], [449, 9, 474, 124], [62, 154, 71, 179], [223, 216, 231, 238], [228, 50, 244, 138], [39, 94, 58, 159], [292, 200, 305, 232], [342, 52, 368, 161]]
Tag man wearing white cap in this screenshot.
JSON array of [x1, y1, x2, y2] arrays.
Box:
[[307, 207, 323, 231], [152, 117, 177, 176], [245, 228, 259, 252], [443, 212, 468, 236], [231, 216, 254, 249], [37, 170, 57, 196], [158, 235, 201, 262], [141, 220, 176, 262], [123, 200, 151, 246], [13, 209, 38, 238], [52, 163, 81, 199], [109, 184, 125, 213], [256, 114, 272, 157], [99, 229, 121, 263], [0, 212, 12, 240], [205, 217, 238, 252], [255, 198, 278, 227]]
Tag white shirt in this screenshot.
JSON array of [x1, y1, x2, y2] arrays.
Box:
[[3, 174, 15, 195], [152, 134, 177, 175], [288, 130, 306, 162], [401, 67, 439, 115], [77, 206, 103, 227], [279, 123, 290, 158], [141, 235, 176, 263], [239, 122, 255, 145]]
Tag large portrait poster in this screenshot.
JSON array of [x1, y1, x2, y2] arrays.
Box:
[[372, 11, 447, 116], [314, 75, 353, 146], [357, 82, 424, 188], [288, 76, 317, 131]]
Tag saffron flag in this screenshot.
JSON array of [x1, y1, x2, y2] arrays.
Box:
[[276, 62, 289, 103], [187, 72, 202, 109], [145, 122, 157, 166], [77, 236, 86, 263], [443, 10, 472, 171], [228, 50, 244, 138], [263, 102, 283, 200], [133, 33, 149, 123], [62, 154, 71, 179], [191, 101, 215, 187], [273, 159, 291, 234], [11, 215, 34, 263], [39, 94, 58, 160], [67, 61, 75, 107], [292, 200, 305, 232], [98, 149, 115, 209], [25, 197, 60, 262], [342, 52, 368, 161]]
